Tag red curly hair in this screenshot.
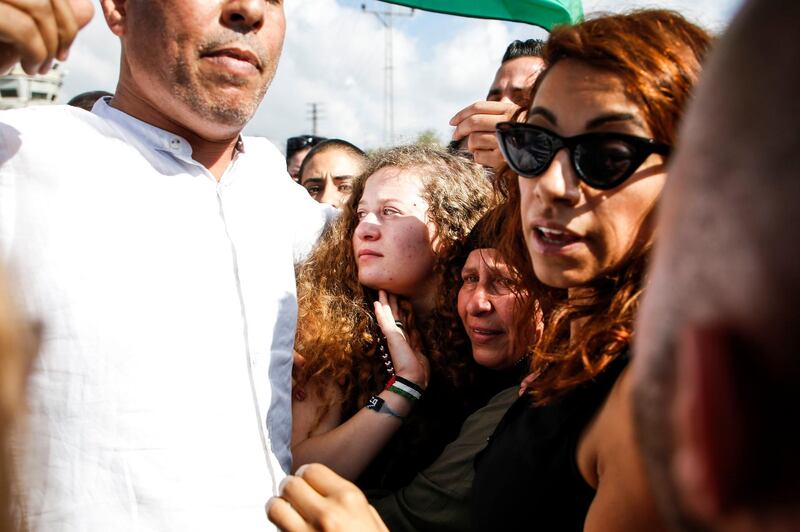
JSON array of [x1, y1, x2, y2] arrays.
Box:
[[295, 145, 493, 424], [494, 10, 712, 404]]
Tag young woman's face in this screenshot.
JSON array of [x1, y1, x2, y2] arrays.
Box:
[[519, 60, 668, 289], [457, 249, 520, 370], [352, 166, 438, 299], [300, 149, 364, 207]]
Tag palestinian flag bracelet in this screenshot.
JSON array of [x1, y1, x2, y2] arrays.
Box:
[[385, 375, 424, 402]]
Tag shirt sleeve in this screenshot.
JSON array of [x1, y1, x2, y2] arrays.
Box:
[[0, 118, 21, 262], [289, 181, 339, 265], [370, 387, 519, 532]]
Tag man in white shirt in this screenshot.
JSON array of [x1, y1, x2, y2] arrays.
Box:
[[0, 0, 334, 529]]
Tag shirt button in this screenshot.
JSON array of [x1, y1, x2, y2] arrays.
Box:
[[169, 138, 181, 150]]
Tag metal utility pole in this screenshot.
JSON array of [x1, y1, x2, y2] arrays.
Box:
[[361, 3, 413, 145], [306, 102, 324, 136]]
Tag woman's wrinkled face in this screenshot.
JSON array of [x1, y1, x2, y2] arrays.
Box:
[[519, 59, 668, 288], [300, 149, 364, 207], [457, 249, 520, 370], [352, 167, 438, 299]]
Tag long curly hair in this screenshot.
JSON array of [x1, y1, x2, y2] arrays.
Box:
[[493, 10, 712, 405], [295, 145, 493, 421]]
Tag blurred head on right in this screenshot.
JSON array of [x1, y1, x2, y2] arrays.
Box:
[[631, 1, 800, 530]]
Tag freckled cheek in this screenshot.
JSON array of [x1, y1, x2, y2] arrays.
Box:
[[397, 229, 434, 261]]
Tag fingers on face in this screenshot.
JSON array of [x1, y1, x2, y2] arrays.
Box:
[[453, 113, 507, 142], [377, 289, 388, 307], [449, 101, 478, 126], [473, 149, 504, 170], [374, 294, 409, 342], [467, 131, 498, 152], [387, 293, 400, 318], [450, 100, 517, 126], [374, 291, 396, 324]]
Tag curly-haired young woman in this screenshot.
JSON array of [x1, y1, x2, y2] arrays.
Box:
[[291, 146, 495, 491]]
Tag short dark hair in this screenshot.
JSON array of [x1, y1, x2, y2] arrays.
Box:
[[501, 39, 546, 63], [286, 134, 327, 162], [66, 91, 114, 111], [297, 139, 366, 182]]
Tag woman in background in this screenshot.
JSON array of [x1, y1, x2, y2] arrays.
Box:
[[372, 207, 540, 531]]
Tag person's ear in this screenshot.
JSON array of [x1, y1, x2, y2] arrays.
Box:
[[100, 0, 127, 37], [671, 324, 744, 524]]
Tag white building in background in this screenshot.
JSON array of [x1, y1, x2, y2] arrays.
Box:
[[0, 63, 64, 110]]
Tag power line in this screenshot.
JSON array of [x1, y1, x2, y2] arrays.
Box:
[[361, 3, 414, 146], [306, 102, 325, 136]]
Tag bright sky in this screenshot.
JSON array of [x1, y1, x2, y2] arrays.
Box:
[[60, 0, 743, 153]]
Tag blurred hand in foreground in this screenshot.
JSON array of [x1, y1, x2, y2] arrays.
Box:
[[0, 0, 94, 75], [267, 463, 389, 532]]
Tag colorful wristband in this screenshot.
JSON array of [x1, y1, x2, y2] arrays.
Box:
[[386, 375, 424, 402]]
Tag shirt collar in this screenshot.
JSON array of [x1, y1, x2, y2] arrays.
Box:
[[91, 96, 245, 159]]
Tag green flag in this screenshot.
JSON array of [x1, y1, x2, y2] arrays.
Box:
[[379, 0, 583, 30]]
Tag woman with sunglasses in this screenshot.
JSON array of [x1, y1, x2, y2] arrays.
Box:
[[472, 10, 711, 531]]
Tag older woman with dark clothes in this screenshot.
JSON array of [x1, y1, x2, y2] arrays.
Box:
[[371, 207, 539, 531]]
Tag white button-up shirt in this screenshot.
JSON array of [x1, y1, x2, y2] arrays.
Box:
[[0, 99, 335, 531]]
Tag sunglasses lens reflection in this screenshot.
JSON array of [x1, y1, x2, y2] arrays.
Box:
[[574, 139, 635, 187], [506, 128, 553, 176]]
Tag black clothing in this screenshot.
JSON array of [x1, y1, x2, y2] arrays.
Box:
[[472, 353, 629, 531], [357, 355, 527, 495]]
